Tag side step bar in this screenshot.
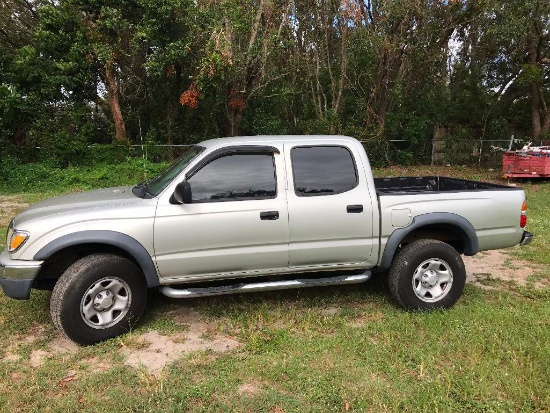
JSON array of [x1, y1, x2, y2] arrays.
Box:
[[159, 271, 372, 299]]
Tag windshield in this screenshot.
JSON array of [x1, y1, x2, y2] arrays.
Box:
[[144, 146, 205, 196]]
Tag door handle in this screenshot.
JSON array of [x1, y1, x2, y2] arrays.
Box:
[[347, 204, 363, 213], [260, 211, 279, 220]]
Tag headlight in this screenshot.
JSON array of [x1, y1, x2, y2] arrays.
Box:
[[7, 220, 30, 253]]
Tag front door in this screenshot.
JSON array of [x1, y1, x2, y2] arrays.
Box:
[[154, 148, 289, 281]]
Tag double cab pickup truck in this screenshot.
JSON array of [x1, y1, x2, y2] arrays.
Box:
[[1, 135, 532, 344]]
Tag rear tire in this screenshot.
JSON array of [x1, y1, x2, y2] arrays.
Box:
[[388, 239, 466, 310], [50, 254, 147, 345]]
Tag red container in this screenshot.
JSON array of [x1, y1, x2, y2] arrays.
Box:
[[503, 152, 550, 178]]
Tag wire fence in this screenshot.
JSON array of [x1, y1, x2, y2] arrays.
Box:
[[361, 138, 518, 168], [0, 138, 541, 169]]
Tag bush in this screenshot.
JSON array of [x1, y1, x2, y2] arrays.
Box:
[[0, 156, 167, 194]]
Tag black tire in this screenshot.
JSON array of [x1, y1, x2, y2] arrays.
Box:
[[50, 254, 147, 345], [388, 239, 466, 310]]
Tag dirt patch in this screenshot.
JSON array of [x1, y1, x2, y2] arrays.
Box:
[[0, 352, 21, 363], [48, 336, 79, 354], [29, 349, 50, 367], [1, 308, 239, 376], [0, 323, 49, 363], [321, 307, 341, 316], [122, 307, 240, 376], [78, 356, 112, 374], [0, 195, 29, 226], [463, 249, 545, 289], [21, 331, 78, 368], [237, 383, 262, 397], [349, 312, 385, 328]]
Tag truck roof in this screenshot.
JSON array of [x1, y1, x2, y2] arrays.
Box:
[[197, 135, 358, 150]]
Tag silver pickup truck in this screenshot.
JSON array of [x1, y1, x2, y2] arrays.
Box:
[[1, 135, 532, 344]]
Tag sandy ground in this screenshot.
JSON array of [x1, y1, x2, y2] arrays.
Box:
[[0, 195, 30, 227], [0, 307, 240, 377], [463, 249, 545, 289], [121, 307, 240, 376], [0, 195, 545, 376]]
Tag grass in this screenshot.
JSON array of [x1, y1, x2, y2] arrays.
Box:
[[511, 182, 550, 265], [0, 157, 167, 195], [0, 285, 548, 411], [0, 165, 549, 412]]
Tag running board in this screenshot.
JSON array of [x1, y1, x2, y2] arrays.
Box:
[[159, 271, 372, 299]]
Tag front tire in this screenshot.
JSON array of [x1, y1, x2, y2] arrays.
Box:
[[50, 254, 147, 345], [388, 239, 466, 310]]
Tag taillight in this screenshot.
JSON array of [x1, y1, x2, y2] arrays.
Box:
[[520, 201, 527, 228]]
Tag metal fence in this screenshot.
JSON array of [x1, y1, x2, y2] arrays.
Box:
[[359, 138, 517, 168], [0, 138, 541, 168]]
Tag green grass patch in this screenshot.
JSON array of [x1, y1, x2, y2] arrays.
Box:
[[0, 157, 167, 194], [0, 282, 548, 411], [509, 182, 550, 266]]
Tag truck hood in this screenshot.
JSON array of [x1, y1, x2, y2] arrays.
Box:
[[14, 186, 141, 226]]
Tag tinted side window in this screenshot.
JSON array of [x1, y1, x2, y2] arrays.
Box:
[[189, 154, 276, 202], [291, 146, 357, 196]]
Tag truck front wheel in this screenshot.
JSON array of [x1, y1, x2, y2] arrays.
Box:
[[50, 254, 147, 345], [388, 239, 466, 310]]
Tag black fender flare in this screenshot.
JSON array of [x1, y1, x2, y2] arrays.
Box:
[[34, 231, 160, 287], [379, 212, 479, 270]]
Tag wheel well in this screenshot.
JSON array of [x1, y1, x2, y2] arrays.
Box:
[[33, 244, 142, 290], [378, 224, 468, 272], [399, 224, 466, 254]]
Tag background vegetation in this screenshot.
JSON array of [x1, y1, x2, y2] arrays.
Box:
[[1, 0, 549, 168]]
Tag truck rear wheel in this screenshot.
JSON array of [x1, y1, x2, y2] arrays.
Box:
[[50, 254, 147, 345], [388, 239, 466, 310]]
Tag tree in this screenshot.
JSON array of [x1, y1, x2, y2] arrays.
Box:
[[68, 0, 149, 141], [184, 0, 292, 136], [525, 0, 550, 138], [458, 0, 550, 140], [2, 0, 548, 164]]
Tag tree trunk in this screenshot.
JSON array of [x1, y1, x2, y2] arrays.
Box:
[[104, 60, 127, 141], [542, 107, 550, 136], [366, 49, 399, 137], [527, 17, 544, 140], [226, 106, 243, 137], [530, 82, 542, 140]]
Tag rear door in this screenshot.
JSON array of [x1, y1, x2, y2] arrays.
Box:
[[285, 144, 375, 268]]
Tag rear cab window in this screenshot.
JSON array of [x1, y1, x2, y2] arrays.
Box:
[[291, 146, 358, 196]]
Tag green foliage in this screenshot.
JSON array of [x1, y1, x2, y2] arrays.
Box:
[[250, 109, 288, 135], [517, 64, 544, 86], [0, 155, 167, 194], [0, 0, 548, 161]]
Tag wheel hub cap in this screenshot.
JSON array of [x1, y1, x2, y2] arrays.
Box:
[[93, 290, 114, 311], [422, 270, 439, 287]]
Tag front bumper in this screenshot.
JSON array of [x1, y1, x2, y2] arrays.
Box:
[[0, 248, 42, 299], [519, 231, 533, 246]]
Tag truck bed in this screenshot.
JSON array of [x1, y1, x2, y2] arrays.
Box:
[[374, 176, 510, 194]]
